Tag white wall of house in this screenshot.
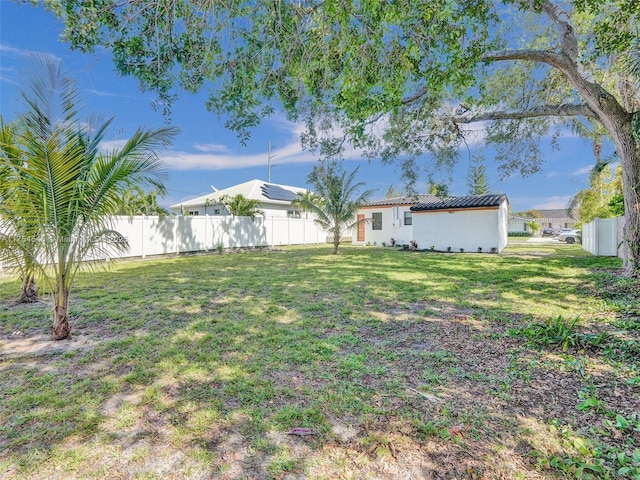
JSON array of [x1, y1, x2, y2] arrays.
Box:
[[508, 218, 528, 233], [353, 206, 414, 245], [412, 207, 505, 253]]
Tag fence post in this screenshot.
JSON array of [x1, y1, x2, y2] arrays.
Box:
[[204, 214, 208, 251], [176, 215, 180, 255], [141, 215, 146, 259]]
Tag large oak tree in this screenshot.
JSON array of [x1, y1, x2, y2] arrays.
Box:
[[49, 0, 640, 273]]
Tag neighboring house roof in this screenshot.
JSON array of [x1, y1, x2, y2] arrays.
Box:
[[363, 195, 442, 207], [410, 194, 508, 212], [534, 208, 575, 219], [170, 179, 308, 209]]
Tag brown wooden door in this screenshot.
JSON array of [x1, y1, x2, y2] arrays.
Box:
[[357, 214, 365, 242]]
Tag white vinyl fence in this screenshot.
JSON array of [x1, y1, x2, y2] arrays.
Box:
[[0, 215, 329, 269], [582, 216, 626, 259], [110, 215, 329, 258]]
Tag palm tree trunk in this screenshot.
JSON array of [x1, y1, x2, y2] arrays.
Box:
[[332, 228, 340, 254], [52, 287, 71, 340], [19, 273, 38, 303]]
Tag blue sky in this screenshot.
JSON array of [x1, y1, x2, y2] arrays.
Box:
[[0, 1, 605, 211]]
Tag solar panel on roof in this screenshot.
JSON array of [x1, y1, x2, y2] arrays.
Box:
[[261, 184, 297, 202]]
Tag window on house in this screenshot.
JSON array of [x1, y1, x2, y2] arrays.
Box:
[[404, 211, 412, 226], [188, 210, 199, 216], [287, 209, 301, 218], [372, 212, 382, 230], [214, 208, 221, 215]]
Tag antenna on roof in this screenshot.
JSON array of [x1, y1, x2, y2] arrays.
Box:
[[268, 140, 276, 183], [211, 185, 219, 192]]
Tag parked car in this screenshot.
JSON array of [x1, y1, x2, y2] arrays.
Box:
[[557, 228, 581, 244], [542, 228, 556, 237]]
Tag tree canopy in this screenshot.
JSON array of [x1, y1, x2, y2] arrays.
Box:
[[49, 0, 640, 273], [467, 156, 491, 196], [568, 161, 624, 226], [116, 186, 170, 217]]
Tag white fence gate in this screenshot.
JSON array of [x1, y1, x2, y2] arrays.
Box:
[[582, 216, 626, 259]]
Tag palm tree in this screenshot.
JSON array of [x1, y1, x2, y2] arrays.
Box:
[[219, 194, 264, 219], [0, 56, 178, 339], [0, 116, 40, 302], [296, 163, 374, 254], [525, 220, 541, 237], [116, 185, 170, 217], [291, 190, 320, 218]]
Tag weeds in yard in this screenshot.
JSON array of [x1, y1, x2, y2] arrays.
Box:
[[509, 316, 611, 352]]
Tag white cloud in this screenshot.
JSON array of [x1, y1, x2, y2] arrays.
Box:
[[85, 88, 146, 100], [193, 143, 230, 153], [573, 166, 592, 175], [532, 195, 572, 209], [545, 171, 558, 178], [0, 43, 60, 61], [0, 44, 28, 56], [458, 121, 490, 147], [162, 139, 322, 171], [0, 75, 19, 86], [161, 118, 367, 171], [98, 139, 130, 153]]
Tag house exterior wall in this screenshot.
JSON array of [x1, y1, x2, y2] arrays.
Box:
[[508, 218, 528, 233], [412, 207, 504, 253], [533, 217, 576, 230], [352, 205, 414, 245]]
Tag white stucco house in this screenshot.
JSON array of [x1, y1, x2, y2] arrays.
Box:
[[353, 193, 509, 253], [170, 179, 309, 218]]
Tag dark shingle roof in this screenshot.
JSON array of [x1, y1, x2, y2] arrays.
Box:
[[410, 194, 507, 212]]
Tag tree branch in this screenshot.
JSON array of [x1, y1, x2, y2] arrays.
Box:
[[538, 0, 579, 61], [402, 87, 429, 105], [483, 49, 569, 70], [452, 103, 596, 124]]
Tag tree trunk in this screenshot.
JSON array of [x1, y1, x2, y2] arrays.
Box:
[[19, 275, 38, 303], [332, 229, 340, 254], [51, 288, 71, 340], [614, 124, 640, 276]]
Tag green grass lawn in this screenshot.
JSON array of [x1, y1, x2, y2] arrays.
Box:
[[0, 244, 638, 479]]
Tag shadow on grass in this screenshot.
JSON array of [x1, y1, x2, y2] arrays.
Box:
[[0, 245, 632, 479]]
